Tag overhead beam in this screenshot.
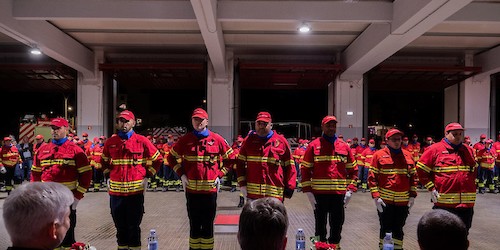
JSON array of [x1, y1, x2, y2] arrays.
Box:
[[0, 0, 94, 77], [13, 0, 195, 20], [341, 0, 473, 80], [446, 2, 500, 22], [191, 0, 227, 81]]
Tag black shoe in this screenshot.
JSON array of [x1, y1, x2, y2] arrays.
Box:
[[230, 186, 236, 192], [176, 186, 180, 192], [238, 197, 244, 208], [480, 189, 486, 194], [495, 189, 499, 194]]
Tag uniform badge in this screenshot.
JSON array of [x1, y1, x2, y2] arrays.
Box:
[[208, 141, 214, 146]]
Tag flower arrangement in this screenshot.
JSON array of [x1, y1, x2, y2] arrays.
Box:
[[310, 236, 337, 250]]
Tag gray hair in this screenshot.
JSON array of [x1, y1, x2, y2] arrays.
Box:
[[3, 182, 74, 243], [418, 209, 468, 250]]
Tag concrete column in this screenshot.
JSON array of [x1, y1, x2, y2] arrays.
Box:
[[334, 76, 364, 139], [463, 77, 491, 142], [76, 49, 104, 139], [444, 84, 459, 124], [207, 50, 234, 141]]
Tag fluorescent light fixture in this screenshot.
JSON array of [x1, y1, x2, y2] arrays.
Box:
[[30, 46, 42, 55], [346, 111, 354, 116], [298, 23, 311, 33]]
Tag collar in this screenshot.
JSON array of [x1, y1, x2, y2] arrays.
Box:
[[51, 137, 68, 146], [322, 134, 337, 144], [118, 130, 135, 140], [193, 128, 210, 138]]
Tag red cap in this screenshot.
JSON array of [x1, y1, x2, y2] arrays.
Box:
[[486, 139, 493, 144], [480, 134, 487, 139], [99, 136, 106, 140], [445, 123, 464, 133], [82, 132, 88, 137], [369, 139, 375, 143], [361, 138, 366, 141], [426, 137, 432, 141], [237, 136, 244, 142], [464, 136, 470, 139], [77, 140, 84, 145], [303, 140, 309, 144], [68, 133, 74, 137], [93, 137, 99, 143], [119, 110, 135, 121], [298, 139, 304, 144], [147, 135, 152, 140], [403, 137, 409, 141], [3, 137, 12, 141], [35, 134, 44, 140], [353, 137, 358, 141], [385, 129, 403, 140], [73, 136, 79, 140], [256, 112, 272, 123], [192, 108, 208, 119], [347, 139, 352, 143], [167, 134, 173, 139], [321, 115, 337, 125], [338, 134, 344, 138], [50, 118, 69, 128], [412, 134, 418, 138], [381, 141, 387, 145]]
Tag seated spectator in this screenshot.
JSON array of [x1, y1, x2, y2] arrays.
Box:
[[417, 209, 469, 250], [238, 197, 288, 250], [3, 182, 74, 250]]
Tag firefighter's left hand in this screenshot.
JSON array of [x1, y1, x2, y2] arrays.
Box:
[[343, 190, 353, 207], [408, 197, 415, 209], [214, 177, 221, 192], [71, 198, 80, 210]]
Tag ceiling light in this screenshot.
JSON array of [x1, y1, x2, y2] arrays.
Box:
[[30, 46, 42, 55], [298, 23, 311, 33]]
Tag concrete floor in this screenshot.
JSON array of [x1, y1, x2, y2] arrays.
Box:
[[1, 187, 499, 250]]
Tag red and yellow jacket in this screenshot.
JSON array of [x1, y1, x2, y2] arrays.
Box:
[[353, 144, 367, 167], [408, 142, 421, 161], [367, 148, 417, 206], [477, 146, 497, 170], [31, 139, 92, 200], [101, 132, 162, 196], [292, 146, 306, 166], [162, 142, 174, 167], [361, 146, 377, 167], [237, 131, 296, 201], [167, 130, 233, 194], [300, 137, 357, 195], [417, 139, 477, 208], [0, 145, 20, 168], [89, 144, 104, 169], [493, 141, 500, 163]]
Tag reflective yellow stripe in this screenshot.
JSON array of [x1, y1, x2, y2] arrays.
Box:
[[31, 165, 42, 172], [109, 180, 144, 193], [186, 179, 217, 192], [314, 155, 346, 162], [2, 153, 18, 157], [42, 180, 77, 190], [151, 150, 160, 161], [173, 164, 182, 172], [170, 149, 180, 158], [438, 192, 476, 204], [301, 161, 313, 168], [238, 154, 247, 161], [370, 166, 380, 174], [433, 165, 471, 173], [246, 156, 280, 164], [148, 166, 157, 175], [222, 148, 233, 160], [417, 161, 432, 173], [111, 159, 144, 165], [40, 159, 76, 166], [378, 168, 408, 175], [311, 179, 349, 191], [77, 165, 92, 173], [283, 159, 294, 166], [424, 181, 435, 190], [184, 155, 219, 162], [1, 160, 17, 165], [237, 176, 246, 182], [301, 180, 312, 187], [247, 182, 283, 198], [379, 187, 410, 202], [480, 162, 495, 168]]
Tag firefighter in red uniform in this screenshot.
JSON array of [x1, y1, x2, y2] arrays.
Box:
[[82, 132, 92, 152], [101, 110, 163, 250], [401, 136, 410, 151], [90, 136, 106, 192], [354, 138, 367, 190], [163, 134, 181, 191], [300, 115, 357, 248], [31, 118, 92, 248], [477, 139, 497, 193], [293, 139, 308, 192], [492, 134, 500, 190], [408, 134, 421, 162], [236, 111, 296, 203], [33, 134, 47, 154], [360, 138, 377, 192], [368, 129, 417, 250], [473, 134, 487, 188], [0, 137, 20, 195], [417, 123, 477, 232], [167, 108, 234, 250]]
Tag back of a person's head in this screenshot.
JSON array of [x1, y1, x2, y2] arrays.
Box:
[[418, 209, 468, 250], [238, 197, 288, 250], [3, 182, 74, 245]]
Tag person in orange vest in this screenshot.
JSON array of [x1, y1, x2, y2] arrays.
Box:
[[0, 137, 20, 195], [236, 111, 297, 203], [81, 132, 92, 152], [101, 110, 163, 249], [31, 118, 92, 248], [417, 123, 477, 233], [354, 138, 367, 189], [300, 115, 357, 248], [162, 134, 181, 192], [167, 108, 234, 250], [293, 139, 308, 192], [368, 129, 417, 250], [229, 136, 246, 207], [90, 136, 106, 192], [477, 139, 497, 193], [408, 134, 421, 162], [360, 138, 377, 192]]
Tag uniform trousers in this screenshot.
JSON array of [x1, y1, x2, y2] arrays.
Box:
[[60, 207, 77, 247], [433, 205, 474, 232], [377, 203, 409, 250], [186, 192, 217, 250], [110, 194, 145, 249], [314, 194, 345, 244]]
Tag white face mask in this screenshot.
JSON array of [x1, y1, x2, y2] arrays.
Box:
[[360, 141, 366, 146]]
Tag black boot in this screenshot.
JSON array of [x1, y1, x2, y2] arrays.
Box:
[[238, 196, 244, 208]]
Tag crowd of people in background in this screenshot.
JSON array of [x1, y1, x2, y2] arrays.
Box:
[[1, 108, 495, 250]]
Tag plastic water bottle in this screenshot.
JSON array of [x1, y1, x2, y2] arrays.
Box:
[[296, 228, 306, 250], [148, 229, 158, 250], [382, 232, 394, 250]]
